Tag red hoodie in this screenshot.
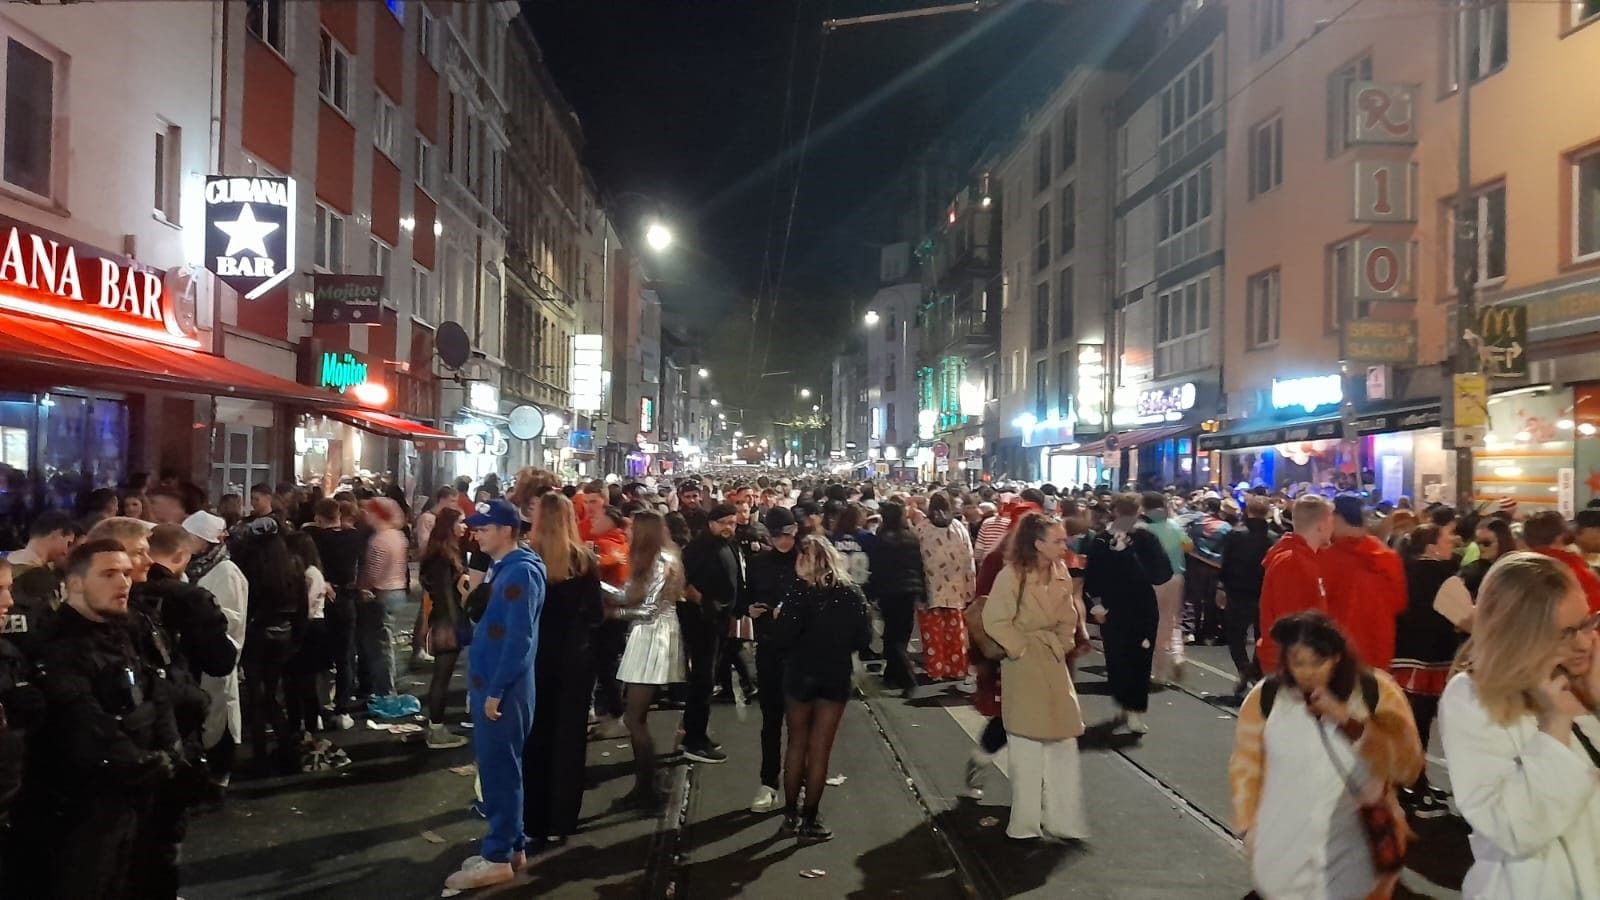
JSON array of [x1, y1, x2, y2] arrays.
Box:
[[1256, 533, 1329, 673], [593, 528, 629, 588], [1533, 546, 1600, 613], [1319, 534, 1407, 670]]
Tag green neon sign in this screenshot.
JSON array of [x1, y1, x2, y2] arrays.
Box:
[[319, 352, 367, 393]]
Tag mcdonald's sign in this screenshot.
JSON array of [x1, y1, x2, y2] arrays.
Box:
[[1474, 304, 1527, 377]]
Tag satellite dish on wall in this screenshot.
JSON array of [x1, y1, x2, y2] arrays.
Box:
[[436, 321, 470, 370], [508, 405, 545, 440]]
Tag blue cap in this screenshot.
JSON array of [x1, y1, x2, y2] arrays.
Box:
[[466, 498, 523, 529], [1332, 493, 1365, 527]]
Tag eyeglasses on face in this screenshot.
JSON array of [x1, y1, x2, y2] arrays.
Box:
[[1560, 611, 1600, 643]]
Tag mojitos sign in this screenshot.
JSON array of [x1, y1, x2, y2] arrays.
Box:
[[318, 352, 368, 393], [204, 175, 295, 300], [0, 213, 197, 347]]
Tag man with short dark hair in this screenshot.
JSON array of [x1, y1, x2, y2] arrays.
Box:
[[1574, 508, 1600, 563], [679, 503, 741, 763], [7, 511, 79, 648], [1218, 496, 1275, 692], [1524, 510, 1600, 612], [145, 488, 189, 527], [17, 540, 181, 898], [302, 500, 363, 729]]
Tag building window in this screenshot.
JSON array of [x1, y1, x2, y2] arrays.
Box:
[[369, 238, 392, 287], [1036, 130, 1052, 193], [1326, 240, 1365, 329], [1326, 53, 1373, 157], [1056, 351, 1071, 419], [1248, 115, 1284, 198], [1451, 183, 1507, 287], [885, 353, 896, 391], [374, 92, 398, 159], [1156, 164, 1214, 272], [1010, 349, 1022, 393], [314, 204, 344, 272], [1155, 274, 1213, 376], [1575, 149, 1600, 262], [1446, 0, 1508, 87], [412, 265, 435, 323], [415, 135, 435, 193], [885, 402, 896, 440], [0, 30, 62, 203], [1036, 204, 1051, 272], [1247, 268, 1281, 348], [1033, 282, 1050, 351], [153, 123, 180, 223], [1158, 50, 1216, 169], [1059, 101, 1078, 172], [246, 0, 287, 54], [1058, 184, 1076, 254], [1034, 358, 1048, 418], [1056, 267, 1073, 341], [1576, 0, 1600, 29], [418, 5, 435, 61], [1253, 0, 1285, 57], [319, 30, 351, 114]]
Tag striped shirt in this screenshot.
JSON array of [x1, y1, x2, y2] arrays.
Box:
[[362, 528, 409, 591], [974, 515, 1010, 560]]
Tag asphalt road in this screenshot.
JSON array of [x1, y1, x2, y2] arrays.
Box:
[[182, 633, 1473, 899]]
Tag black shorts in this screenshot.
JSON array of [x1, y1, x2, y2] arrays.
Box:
[[785, 670, 851, 703]]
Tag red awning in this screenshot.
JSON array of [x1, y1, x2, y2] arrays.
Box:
[[326, 408, 465, 452], [1, 312, 458, 450], [1, 311, 343, 409]]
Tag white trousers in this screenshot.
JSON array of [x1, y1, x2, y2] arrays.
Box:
[[1005, 734, 1088, 840], [1153, 574, 1186, 681]]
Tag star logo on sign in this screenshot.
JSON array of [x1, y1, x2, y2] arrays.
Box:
[[215, 205, 279, 258]]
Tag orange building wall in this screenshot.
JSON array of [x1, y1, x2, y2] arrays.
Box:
[[317, 104, 356, 214], [241, 39, 294, 173]]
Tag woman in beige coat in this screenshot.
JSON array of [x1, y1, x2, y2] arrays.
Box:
[[983, 511, 1089, 842]]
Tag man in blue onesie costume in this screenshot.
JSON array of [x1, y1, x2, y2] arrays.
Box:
[[446, 499, 546, 892]]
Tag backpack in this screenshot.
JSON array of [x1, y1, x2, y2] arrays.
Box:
[[1260, 670, 1379, 718]]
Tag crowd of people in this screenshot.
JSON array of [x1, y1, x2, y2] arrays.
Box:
[[2, 465, 1598, 898]]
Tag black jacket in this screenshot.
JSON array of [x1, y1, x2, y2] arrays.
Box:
[[865, 528, 925, 600], [303, 525, 366, 589], [135, 564, 237, 680], [419, 554, 465, 629], [1083, 527, 1170, 630], [7, 564, 61, 661], [28, 605, 180, 802], [1395, 557, 1462, 667], [535, 561, 606, 681], [0, 635, 43, 826], [771, 582, 872, 684], [745, 545, 799, 640], [683, 532, 741, 617], [1219, 518, 1275, 602]]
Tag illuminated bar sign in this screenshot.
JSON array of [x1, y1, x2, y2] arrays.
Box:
[[0, 214, 196, 346], [318, 352, 368, 393], [205, 175, 295, 300]]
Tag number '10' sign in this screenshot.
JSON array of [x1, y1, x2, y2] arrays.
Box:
[[1352, 161, 1416, 224], [1351, 239, 1416, 302]]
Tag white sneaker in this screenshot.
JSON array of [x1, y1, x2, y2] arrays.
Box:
[[963, 752, 988, 799], [1126, 712, 1150, 734], [333, 713, 355, 731], [955, 675, 978, 695], [749, 785, 780, 813], [444, 858, 514, 891]]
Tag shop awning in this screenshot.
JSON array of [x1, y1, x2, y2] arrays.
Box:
[[1071, 422, 1196, 456], [1197, 416, 1342, 452], [325, 408, 465, 452], [1, 312, 344, 409]]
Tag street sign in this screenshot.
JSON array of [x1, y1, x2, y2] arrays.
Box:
[[1341, 319, 1417, 364], [1351, 239, 1415, 302], [1453, 374, 1488, 429], [1346, 82, 1418, 146], [1351, 161, 1417, 224], [1365, 365, 1390, 400], [311, 274, 383, 324], [932, 441, 950, 460], [1472, 304, 1528, 377]]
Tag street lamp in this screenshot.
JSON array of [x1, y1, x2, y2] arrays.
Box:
[[710, 398, 720, 407], [812, 404, 820, 412], [799, 388, 812, 399], [697, 367, 709, 378], [645, 221, 673, 252], [864, 309, 880, 326], [734, 430, 743, 438]]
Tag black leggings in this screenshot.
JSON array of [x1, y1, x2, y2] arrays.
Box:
[[1224, 593, 1260, 682], [979, 715, 1007, 755], [1406, 691, 1440, 790], [244, 636, 294, 764], [783, 697, 845, 815], [427, 649, 461, 724], [879, 592, 918, 690]]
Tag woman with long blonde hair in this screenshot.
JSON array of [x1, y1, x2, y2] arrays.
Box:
[[520, 492, 604, 850], [770, 535, 871, 842], [1440, 551, 1600, 898], [610, 510, 687, 810]]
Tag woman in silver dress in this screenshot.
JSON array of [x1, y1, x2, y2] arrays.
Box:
[[611, 510, 687, 810]]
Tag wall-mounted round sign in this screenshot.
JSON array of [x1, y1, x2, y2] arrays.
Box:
[[463, 433, 486, 455], [492, 434, 510, 457], [507, 404, 545, 440], [436, 321, 471, 370]]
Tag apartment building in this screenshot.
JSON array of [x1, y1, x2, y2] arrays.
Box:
[[861, 243, 922, 466]]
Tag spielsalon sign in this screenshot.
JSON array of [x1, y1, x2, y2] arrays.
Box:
[[204, 175, 295, 300], [0, 213, 196, 346]]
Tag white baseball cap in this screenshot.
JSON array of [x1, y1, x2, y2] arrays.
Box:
[[182, 511, 228, 545]]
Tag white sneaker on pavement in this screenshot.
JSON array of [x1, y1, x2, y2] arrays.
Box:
[[749, 785, 780, 813], [333, 713, 355, 731], [1126, 712, 1150, 734], [444, 858, 514, 891], [955, 675, 978, 695]]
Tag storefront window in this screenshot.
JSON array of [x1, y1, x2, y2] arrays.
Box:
[[1477, 389, 1574, 515]]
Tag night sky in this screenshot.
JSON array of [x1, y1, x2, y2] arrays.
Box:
[[524, 0, 1130, 422]]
